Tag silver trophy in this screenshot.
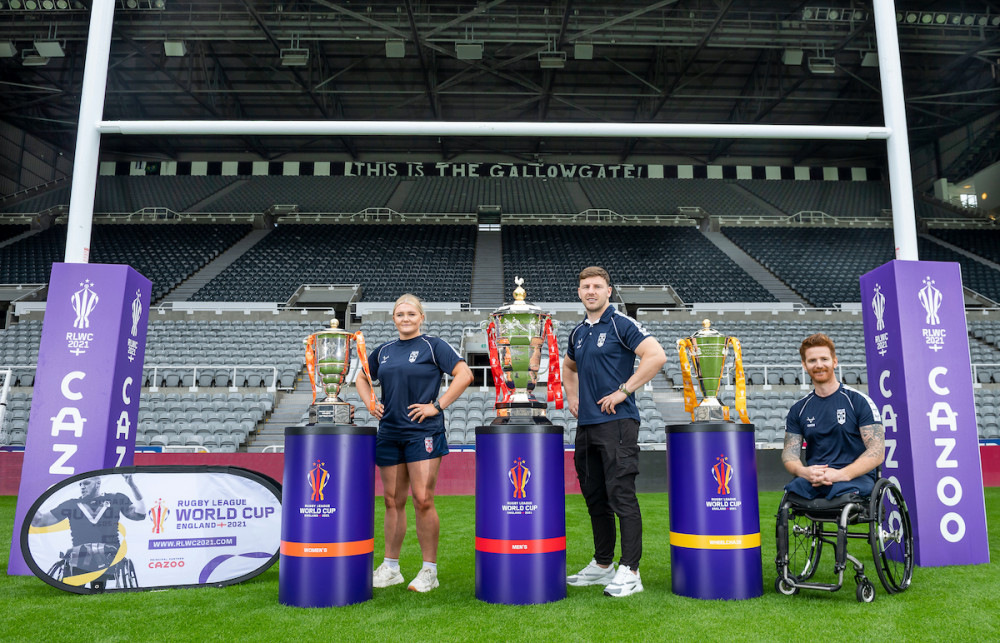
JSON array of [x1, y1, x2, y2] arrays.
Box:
[[304, 320, 356, 425]]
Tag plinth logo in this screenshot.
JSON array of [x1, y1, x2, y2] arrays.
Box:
[[149, 498, 170, 534], [712, 454, 733, 495], [71, 279, 99, 329], [872, 284, 886, 331], [130, 289, 143, 336], [308, 460, 329, 501], [919, 277, 942, 325], [508, 458, 530, 499]]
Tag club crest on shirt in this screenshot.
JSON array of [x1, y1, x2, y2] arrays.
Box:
[[597, 333, 606, 347], [424, 437, 434, 453], [837, 408, 846, 424], [409, 351, 419, 363]]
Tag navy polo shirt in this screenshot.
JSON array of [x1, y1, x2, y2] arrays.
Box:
[[367, 335, 464, 440], [566, 305, 651, 426], [786, 383, 881, 473]]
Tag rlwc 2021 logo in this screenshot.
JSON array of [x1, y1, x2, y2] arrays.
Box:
[[919, 277, 945, 352], [149, 498, 170, 534], [67, 279, 99, 356], [712, 454, 733, 495], [308, 460, 329, 501], [509, 457, 530, 499]]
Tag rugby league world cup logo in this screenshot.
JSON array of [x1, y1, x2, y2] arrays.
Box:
[[309, 459, 330, 501], [509, 458, 530, 499], [872, 284, 886, 331], [71, 279, 99, 329], [712, 454, 733, 495], [131, 289, 143, 336], [149, 498, 170, 534], [919, 277, 942, 325]]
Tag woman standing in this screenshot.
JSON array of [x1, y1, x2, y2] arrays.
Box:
[[356, 294, 474, 593]]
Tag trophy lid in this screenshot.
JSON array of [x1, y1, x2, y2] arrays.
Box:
[[313, 318, 351, 337], [691, 318, 724, 339], [493, 276, 543, 315]]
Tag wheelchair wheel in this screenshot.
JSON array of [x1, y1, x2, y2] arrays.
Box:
[[774, 577, 799, 596], [787, 509, 823, 582], [856, 577, 876, 603], [869, 480, 914, 594]]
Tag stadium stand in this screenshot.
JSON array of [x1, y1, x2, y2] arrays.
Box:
[[734, 180, 892, 218], [502, 225, 777, 303], [721, 227, 896, 307], [400, 177, 577, 215], [189, 223, 476, 302], [0, 224, 29, 243], [202, 176, 401, 213], [0, 223, 251, 302], [580, 178, 773, 218]]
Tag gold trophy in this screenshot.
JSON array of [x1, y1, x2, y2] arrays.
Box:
[[485, 277, 563, 422], [677, 319, 749, 423], [303, 320, 377, 425]]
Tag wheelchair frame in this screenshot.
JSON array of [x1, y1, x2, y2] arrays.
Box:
[[47, 552, 140, 592], [774, 477, 914, 603]]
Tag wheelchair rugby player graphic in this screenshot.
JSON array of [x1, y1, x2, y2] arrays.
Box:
[[29, 473, 146, 591]]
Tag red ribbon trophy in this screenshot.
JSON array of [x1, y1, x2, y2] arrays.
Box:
[[303, 319, 378, 425], [485, 277, 563, 423]]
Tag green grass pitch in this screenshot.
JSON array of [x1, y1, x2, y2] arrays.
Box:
[[1, 491, 998, 642]]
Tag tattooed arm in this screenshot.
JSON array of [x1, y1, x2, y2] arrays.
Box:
[[782, 431, 832, 486], [821, 423, 885, 484]]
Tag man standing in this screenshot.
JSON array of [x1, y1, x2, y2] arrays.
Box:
[[562, 266, 666, 598], [782, 333, 885, 499]]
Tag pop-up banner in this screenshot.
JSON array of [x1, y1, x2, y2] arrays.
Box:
[[20, 466, 281, 594]]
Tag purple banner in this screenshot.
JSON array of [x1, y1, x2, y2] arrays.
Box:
[[9, 263, 151, 576], [861, 260, 989, 566]]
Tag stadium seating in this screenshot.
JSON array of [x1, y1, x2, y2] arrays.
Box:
[[734, 180, 891, 218], [400, 177, 577, 215], [580, 178, 773, 218], [0, 223, 251, 302], [502, 225, 776, 303], [189, 223, 476, 302], [202, 176, 400, 213]]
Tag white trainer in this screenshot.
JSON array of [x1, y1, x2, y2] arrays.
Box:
[[566, 559, 616, 587], [603, 564, 643, 597], [372, 562, 404, 588], [407, 567, 439, 593]]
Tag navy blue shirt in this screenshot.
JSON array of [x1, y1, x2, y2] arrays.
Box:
[[367, 335, 464, 439], [786, 383, 881, 474], [567, 305, 652, 426]]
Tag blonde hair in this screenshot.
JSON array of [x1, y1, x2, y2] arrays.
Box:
[[393, 293, 425, 317]]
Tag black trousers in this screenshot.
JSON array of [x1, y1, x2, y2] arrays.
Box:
[[574, 417, 642, 570]]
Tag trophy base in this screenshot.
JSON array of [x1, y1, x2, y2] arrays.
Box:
[[309, 402, 354, 425], [692, 404, 727, 423], [492, 401, 551, 425]]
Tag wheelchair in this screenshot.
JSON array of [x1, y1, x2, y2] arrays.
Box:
[[46, 542, 140, 592], [774, 477, 913, 602]]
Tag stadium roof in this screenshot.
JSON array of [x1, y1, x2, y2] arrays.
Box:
[[1, 1, 998, 176]]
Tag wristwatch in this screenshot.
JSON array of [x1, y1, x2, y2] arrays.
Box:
[[432, 400, 443, 412], [618, 383, 631, 396]]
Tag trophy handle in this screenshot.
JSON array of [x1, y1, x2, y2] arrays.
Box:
[[304, 334, 318, 405], [728, 336, 750, 424], [486, 321, 510, 406], [543, 318, 563, 409], [352, 331, 379, 414], [676, 338, 699, 420]]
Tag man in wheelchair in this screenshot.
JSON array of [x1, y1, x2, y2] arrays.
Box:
[[31, 474, 146, 591], [775, 334, 913, 602]]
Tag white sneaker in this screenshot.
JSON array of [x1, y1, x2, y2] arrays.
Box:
[[567, 559, 616, 587], [407, 567, 439, 593], [603, 564, 643, 597], [372, 562, 404, 588]]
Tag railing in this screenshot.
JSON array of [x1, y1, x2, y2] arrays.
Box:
[[145, 364, 278, 392]]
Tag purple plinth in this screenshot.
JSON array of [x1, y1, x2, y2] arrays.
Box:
[[667, 422, 763, 600]]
